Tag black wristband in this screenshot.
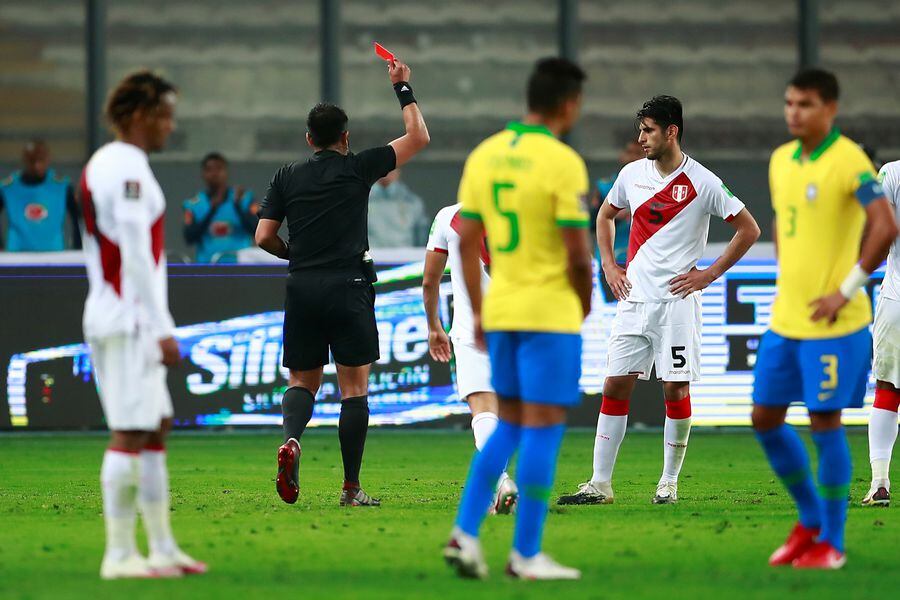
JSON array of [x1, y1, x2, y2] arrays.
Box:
[[393, 81, 417, 108]]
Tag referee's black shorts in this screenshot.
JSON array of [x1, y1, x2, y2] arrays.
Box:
[[282, 267, 379, 371]]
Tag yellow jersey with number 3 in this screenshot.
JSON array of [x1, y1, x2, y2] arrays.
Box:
[[769, 129, 882, 339], [459, 121, 590, 334]]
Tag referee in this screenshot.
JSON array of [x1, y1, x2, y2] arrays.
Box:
[[256, 57, 429, 507]]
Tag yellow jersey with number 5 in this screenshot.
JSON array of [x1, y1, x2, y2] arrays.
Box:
[[458, 121, 590, 334], [769, 129, 882, 339]]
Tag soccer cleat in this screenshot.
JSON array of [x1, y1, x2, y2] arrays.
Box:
[[100, 553, 179, 580], [861, 485, 890, 507], [340, 486, 381, 507], [652, 481, 678, 504], [768, 523, 819, 566], [149, 549, 208, 576], [792, 542, 846, 570], [276, 438, 301, 504], [491, 475, 519, 515], [557, 481, 613, 505], [443, 527, 488, 579], [506, 550, 581, 580]]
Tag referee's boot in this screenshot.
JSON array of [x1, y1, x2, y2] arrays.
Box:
[[276, 438, 301, 504]]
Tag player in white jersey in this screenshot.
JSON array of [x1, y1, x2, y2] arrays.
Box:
[[863, 160, 900, 506], [81, 71, 205, 579], [559, 96, 760, 506], [424, 204, 518, 514]]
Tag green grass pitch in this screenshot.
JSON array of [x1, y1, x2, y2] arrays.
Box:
[[1, 429, 895, 599]]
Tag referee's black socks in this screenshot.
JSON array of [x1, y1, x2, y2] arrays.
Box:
[[282, 387, 316, 442], [339, 396, 370, 487]]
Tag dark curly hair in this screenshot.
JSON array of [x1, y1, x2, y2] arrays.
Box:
[[105, 70, 177, 131]]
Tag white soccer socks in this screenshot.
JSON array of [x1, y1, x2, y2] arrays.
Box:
[[139, 446, 178, 557], [471, 411, 499, 451], [869, 389, 900, 488], [661, 396, 692, 484], [101, 448, 141, 562], [591, 396, 629, 485], [472, 411, 512, 486]]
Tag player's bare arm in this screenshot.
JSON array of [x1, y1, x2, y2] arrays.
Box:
[[810, 197, 899, 323], [670, 208, 761, 298], [596, 199, 631, 300], [255, 218, 289, 260], [561, 225, 593, 318], [423, 249, 452, 362], [387, 59, 430, 167], [458, 216, 486, 350]]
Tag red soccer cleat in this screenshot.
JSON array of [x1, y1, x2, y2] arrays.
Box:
[[768, 523, 819, 566], [792, 541, 846, 570], [276, 438, 301, 504]]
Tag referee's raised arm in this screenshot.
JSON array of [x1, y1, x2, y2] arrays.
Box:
[[386, 58, 430, 166]]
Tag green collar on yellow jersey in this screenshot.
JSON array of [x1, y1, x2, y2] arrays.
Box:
[[506, 121, 554, 138], [792, 127, 841, 162]]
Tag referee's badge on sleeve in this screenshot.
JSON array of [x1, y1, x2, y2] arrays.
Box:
[[124, 180, 141, 200]]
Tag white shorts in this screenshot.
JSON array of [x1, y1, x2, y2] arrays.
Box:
[[453, 337, 494, 400], [88, 330, 173, 431], [873, 295, 900, 387], [606, 296, 702, 382]]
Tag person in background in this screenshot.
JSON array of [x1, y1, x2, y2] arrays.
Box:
[[0, 140, 81, 251], [183, 152, 258, 263], [592, 139, 644, 264], [367, 168, 428, 247]]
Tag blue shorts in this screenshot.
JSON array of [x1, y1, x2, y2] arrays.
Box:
[[485, 331, 582, 406], [752, 328, 872, 412]]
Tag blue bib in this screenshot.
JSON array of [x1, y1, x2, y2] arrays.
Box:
[[183, 188, 254, 263], [1, 170, 70, 251]]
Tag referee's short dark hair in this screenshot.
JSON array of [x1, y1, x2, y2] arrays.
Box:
[[526, 57, 586, 115], [788, 68, 839, 103], [201, 151, 227, 167], [307, 103, 349, 148]]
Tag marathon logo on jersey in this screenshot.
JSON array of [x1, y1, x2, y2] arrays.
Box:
[[24, 203, 48, 221], [211, 221, 233, 237], [124, 180, 141, 201], [672, 184, 690, 203]]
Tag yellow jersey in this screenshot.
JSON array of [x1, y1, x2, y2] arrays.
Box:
[[458, 121, 590, 334], [769, 129, 881, 339]]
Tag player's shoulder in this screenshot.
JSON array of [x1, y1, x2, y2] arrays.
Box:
[[879, 159, 900, 180], [833, 134, 870, 160], [435, 203, 460, 222], [530, 133, 583, 164], [683, 155, 723, 186], [431, 204, 460, 232], [465, 130, 509, 163], [879, 160, 900, 195], [770, 140, 797, 165], [616, 158, 646, 181], [89, 142, 147, 175]]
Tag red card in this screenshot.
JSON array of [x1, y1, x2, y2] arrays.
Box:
[[374, 42, 394, 62]]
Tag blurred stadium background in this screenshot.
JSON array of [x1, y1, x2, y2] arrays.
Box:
[[2, 2, 899, 597], [1, 0, 899, 431]]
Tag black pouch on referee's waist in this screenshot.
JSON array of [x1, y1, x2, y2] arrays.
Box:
[[361, 251, 378, 284]]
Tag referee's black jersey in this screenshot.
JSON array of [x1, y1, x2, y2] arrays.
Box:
[[258, 146, 396, 271]]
